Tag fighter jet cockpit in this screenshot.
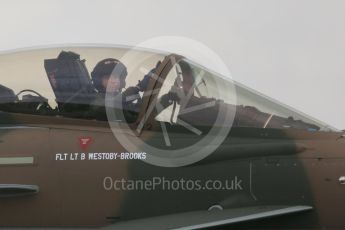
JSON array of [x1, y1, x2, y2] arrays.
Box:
[[0, 47, 164, 124], [0, 46, 337, 133], [154, 58, 336, 133]]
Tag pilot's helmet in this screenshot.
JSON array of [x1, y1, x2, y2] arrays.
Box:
[[91, 58, 128, 93]]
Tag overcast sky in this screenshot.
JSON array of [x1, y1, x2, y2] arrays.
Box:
[[0, 0, 344, 129]]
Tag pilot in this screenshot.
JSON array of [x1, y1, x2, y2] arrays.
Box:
[[90, 58, 140, 121], [92, 58, 128, 95]]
